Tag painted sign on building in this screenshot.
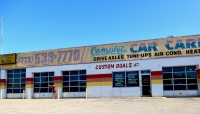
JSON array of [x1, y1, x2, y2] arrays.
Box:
[[84, 35, 200, 63], [1, 35, 200, 69], [0, 54, 16, 65], [95, 63, 132, 70]]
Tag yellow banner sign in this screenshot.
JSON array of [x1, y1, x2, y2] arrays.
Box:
[[82, 35, 200, 63], [15, 47, 84, 67], [1, 35, 200, 69], [0, 54, 16, 65]]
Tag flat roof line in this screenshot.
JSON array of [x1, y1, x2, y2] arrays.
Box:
[[16, 33, 200, 54]]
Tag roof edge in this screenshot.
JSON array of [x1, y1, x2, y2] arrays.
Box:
[[14, 33, 200, 54]]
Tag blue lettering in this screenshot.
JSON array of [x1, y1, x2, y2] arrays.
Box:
[[130, 44, 137, 53], [90, 46, 127, 57], [175, 43, 185, 49], [91, 47, 97, 56], [165, 44, 173, 50], [186, 39, 196, 48], [198, 38, 200, 47], [130, 48, 137, 53], [186, 42, 196, 48], [148, 46, 158, 51], [138, 46, 147, 52]]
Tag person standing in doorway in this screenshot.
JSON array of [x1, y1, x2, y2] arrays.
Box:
[[49, 82, 56, 99]]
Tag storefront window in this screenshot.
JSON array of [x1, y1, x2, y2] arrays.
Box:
[[33, 72, 54, 93], [62, 70, 86, 92], [7, 69, 26, 93], [112, 71, 139, 87], [126, 71, 139, 87], [113, 72, 125, 87], [162, 66, 198, 91]]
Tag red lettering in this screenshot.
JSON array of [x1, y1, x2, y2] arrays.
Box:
[[111, 64, 114, 68], [104, 65, 107, 69], [96, 63, 132, 69], [107, 64, 110, 69], [129, 63, 132, 67], [123, 63, 125, 68], [116, 64, 119, 68], [120, 64, 122, 68], [102, 65, 104, 69]]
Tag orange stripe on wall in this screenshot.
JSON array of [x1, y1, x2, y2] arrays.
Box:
[[87, 82, 112, 86], [151, 71, 163, 84], [0, 82, 6, 85], [26, 77, 33, 88], [26, 83, 33, 86], [54, 77, 62, 87], [194, 69, 200, 84], [0, 84, 6, 89], [196, 69, 200, 84], [26, 82, 33, 84], [151, 76, 162, 80], [26, 81, 33, 82], [54, 80, 62, 83], [0, 83, 6, 86], [87, 74, 112, 86], [198, 74, 200, 78], [197, 70, 200, 83], [87, 77, 112, 82], [26, 78, 33, 85], [0, 79, 6, 89]]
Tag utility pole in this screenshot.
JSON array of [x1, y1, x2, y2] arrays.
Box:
[[0, 16, 3, 85], [1, 16, 4, 55]]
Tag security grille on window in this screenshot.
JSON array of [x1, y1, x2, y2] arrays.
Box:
[[112, 71, 139, 87], [62, 70, 86, 92], [163, 66, 198, 91], [33, 72, 54, 93], [7, 69, 26, 93]]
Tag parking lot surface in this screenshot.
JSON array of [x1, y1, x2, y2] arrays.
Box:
[[0, 97, 200, 114]]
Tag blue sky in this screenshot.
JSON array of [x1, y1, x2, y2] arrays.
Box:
[[0, 0, 200, 54]]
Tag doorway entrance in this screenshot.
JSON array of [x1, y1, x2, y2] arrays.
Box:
[[142, 75, 151, 96]]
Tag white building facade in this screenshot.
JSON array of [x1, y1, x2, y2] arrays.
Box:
[[0, 34, 200, 99]]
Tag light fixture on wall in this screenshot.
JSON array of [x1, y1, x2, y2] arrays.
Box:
[[134, 63, 139, 67]]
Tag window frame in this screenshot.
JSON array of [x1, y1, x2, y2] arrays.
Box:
[[162, 66, 198, 91], [33, 72, 54, 93], [6, 69, 26, 94], [112, 71, 140, 88], [62, 70, 87, 92]]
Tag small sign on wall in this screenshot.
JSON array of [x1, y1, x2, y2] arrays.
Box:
[[0, 54, 16, 65], [95, 63, 132, 70]]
